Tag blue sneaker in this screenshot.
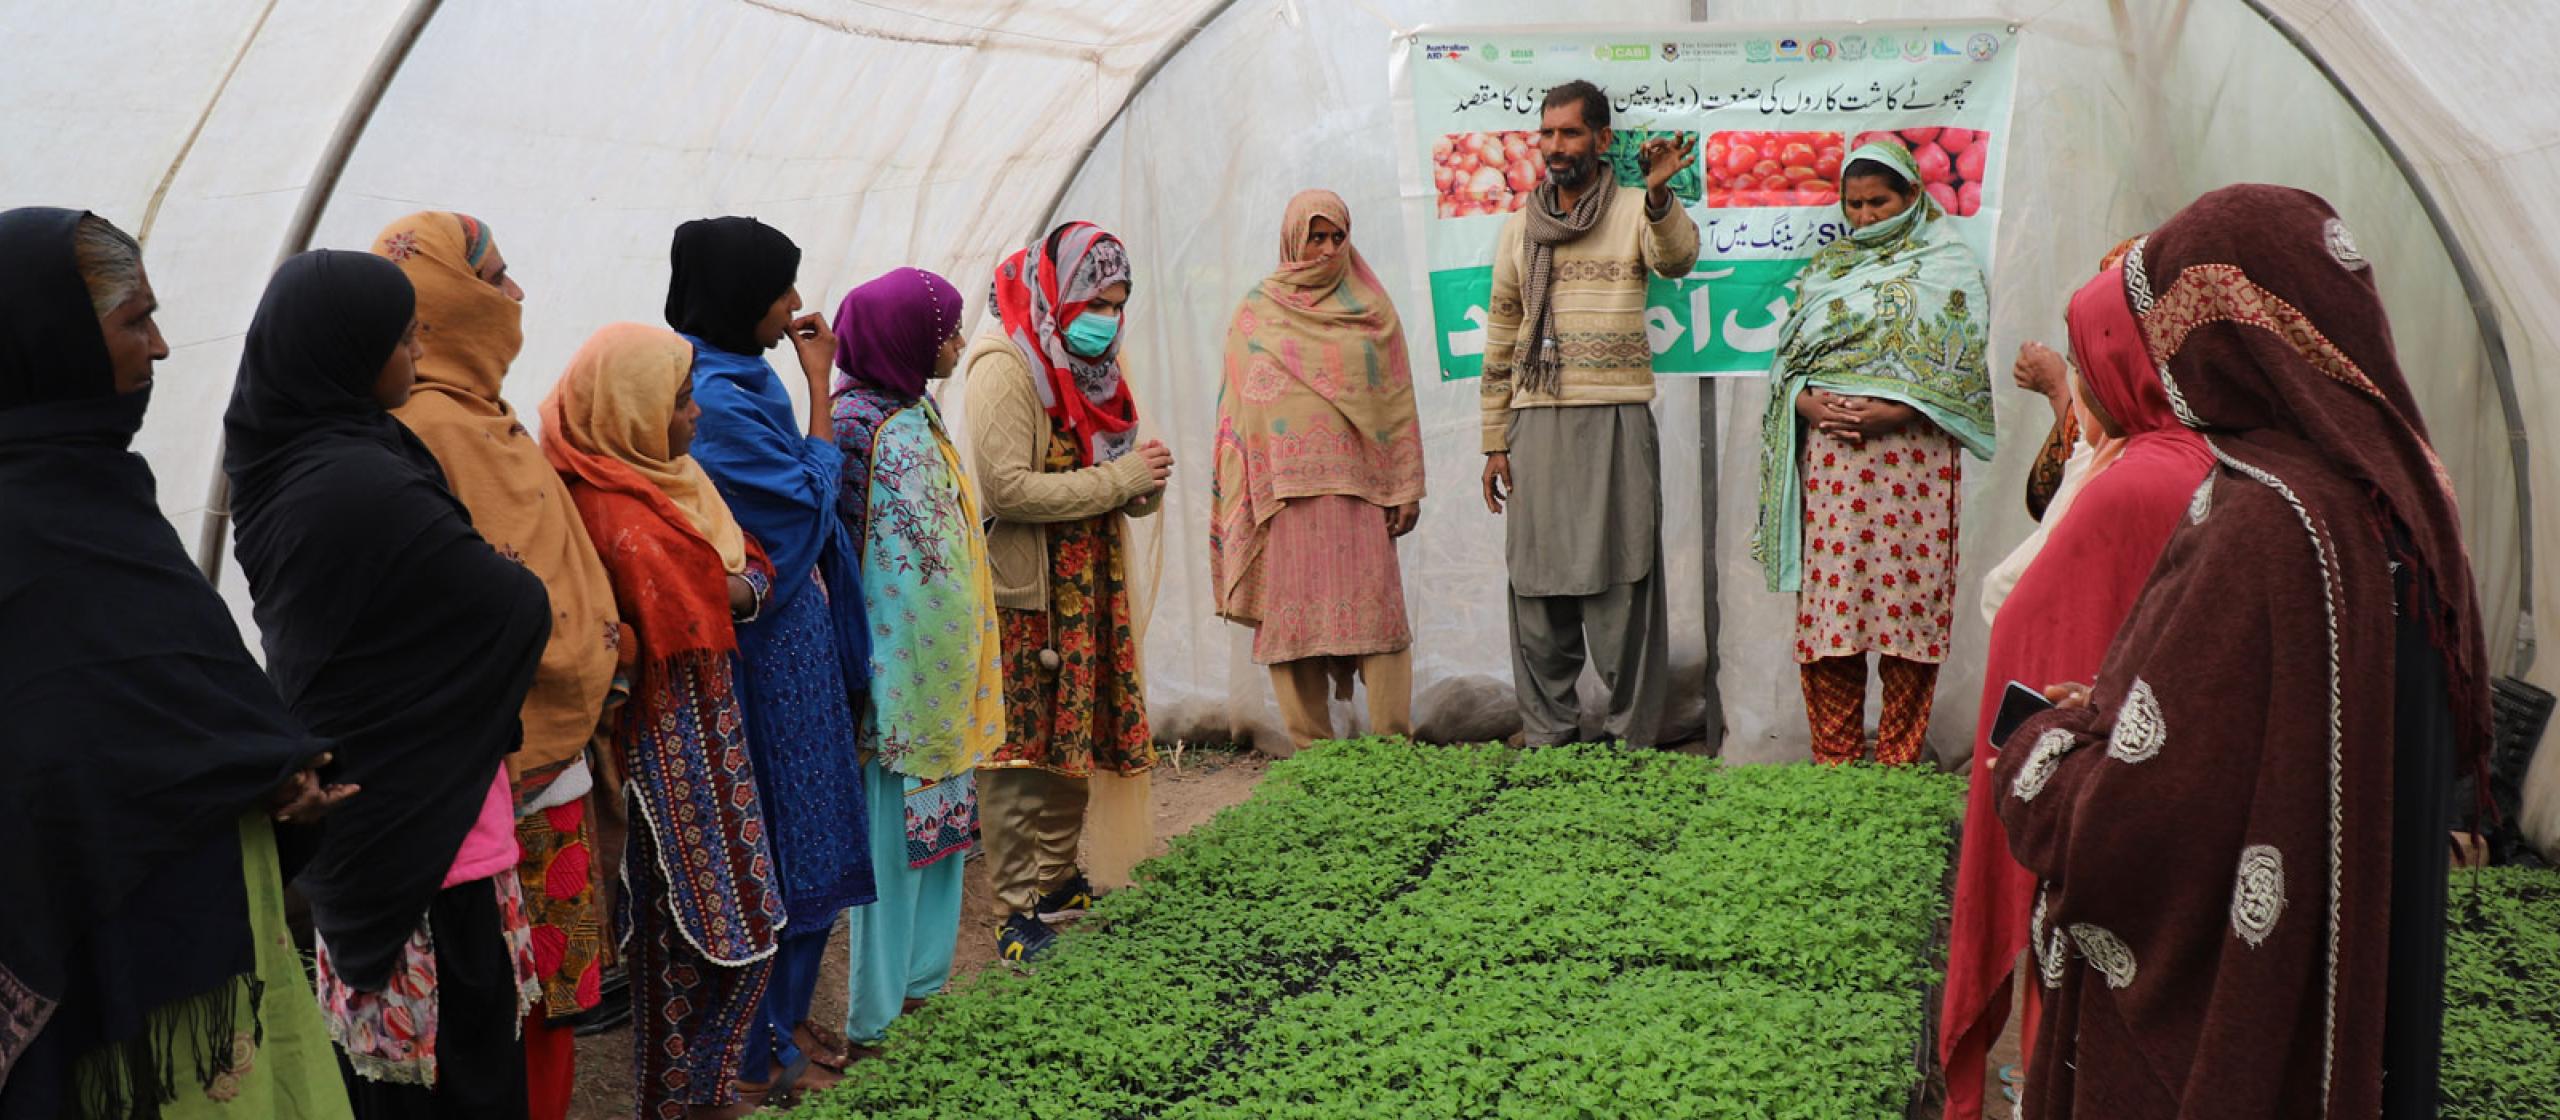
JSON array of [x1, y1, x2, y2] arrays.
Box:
[[998, 912, 1057, 963], [1034, 873, 1097, 923]]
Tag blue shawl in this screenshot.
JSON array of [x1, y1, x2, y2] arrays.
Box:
[[684, 337, 872, 694]]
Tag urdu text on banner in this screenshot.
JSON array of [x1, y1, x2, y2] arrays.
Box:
[[1393, 23, 2022, 379]]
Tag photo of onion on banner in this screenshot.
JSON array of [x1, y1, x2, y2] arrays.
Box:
[[1398, 25, 2020, 378], [1434, 128, 1707, 217]]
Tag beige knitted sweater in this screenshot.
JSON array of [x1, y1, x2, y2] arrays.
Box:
[[1479, 186, 1700, 453], [959, 332, 1163, 612]]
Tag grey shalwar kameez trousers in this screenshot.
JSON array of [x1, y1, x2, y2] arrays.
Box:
[[1504, 402, 1669, 746]]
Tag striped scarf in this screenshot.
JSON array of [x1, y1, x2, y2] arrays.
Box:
[[1514, 177, 1616, 396]]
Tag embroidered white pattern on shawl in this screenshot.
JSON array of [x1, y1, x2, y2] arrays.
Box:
[[2208, 437, 2347, 1109], [2032, 886, 2066, 989], [2160, 367, 2202, 428], [2012, 727, 2077, 802], [2107, 678, 2166, 764], [2322, 218, 2368, 272], [2232, 844, 2288, 947], [2123, 236, 2156, 315], [2126, 236, 2204, 426], [2188, 477, 2215, 525], [2069, 923, 2138, 989]]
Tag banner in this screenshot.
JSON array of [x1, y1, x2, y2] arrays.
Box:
[[1392, 22, 2021, 379]]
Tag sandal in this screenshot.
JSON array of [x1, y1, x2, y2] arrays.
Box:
[[773, 1051, 842, 1103], [795, 1019, 854, 1073], [765, 1052, 812, 1108]]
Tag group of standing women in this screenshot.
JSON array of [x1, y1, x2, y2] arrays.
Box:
[[220, 210, 987, 1119], [1, 180, 1425, 1117], [1753, 144, 2484, 1119], [3, 95, 2491, 1120], [0, 194, 1208, 1119]]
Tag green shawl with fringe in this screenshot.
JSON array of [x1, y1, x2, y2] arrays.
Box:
[[1752, 142, 1994, 594]]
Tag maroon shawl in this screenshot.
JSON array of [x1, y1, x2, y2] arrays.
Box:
[[1938, 265, 2213, 1114], [1992, 185, 2488, 1118]]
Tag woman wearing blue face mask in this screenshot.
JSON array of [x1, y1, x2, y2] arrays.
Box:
[[962, 222, 1171, 963]]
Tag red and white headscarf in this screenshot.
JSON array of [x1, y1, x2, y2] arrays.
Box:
[[991, 221, 1137, 464]]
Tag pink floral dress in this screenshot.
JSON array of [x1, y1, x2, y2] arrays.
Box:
[[1793, 424, 1963, 664]]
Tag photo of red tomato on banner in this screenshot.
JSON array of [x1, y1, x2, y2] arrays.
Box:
[[1851, 127, 1991, 216], [1705, 130, 1844, 209]]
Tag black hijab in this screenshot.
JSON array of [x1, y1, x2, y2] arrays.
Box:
[[665, 216, 801, 356], [0, 208, 115, 408], [0, 208, 320, 1117], [223, 250, 553, 992]]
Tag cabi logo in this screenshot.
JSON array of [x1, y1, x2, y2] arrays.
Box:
[[1967, 32, 2001, 61], [1605, 43, 1650, 61], [1807, 37, 1839, 61]]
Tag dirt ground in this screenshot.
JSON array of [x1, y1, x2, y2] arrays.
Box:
[[566, 749, 1271, 1120], [564, 743, 2025, 1118]]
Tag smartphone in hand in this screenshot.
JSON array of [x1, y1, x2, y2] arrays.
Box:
[[1990, 680, 2058, 748]]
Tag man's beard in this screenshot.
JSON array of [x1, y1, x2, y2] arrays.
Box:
[[1546, 152, 1601, 190]]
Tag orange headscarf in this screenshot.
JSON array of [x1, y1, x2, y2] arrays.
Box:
[[1208, 190, 1425, 621], [377, 212, 619, 791], [540, 323, 750, 575]]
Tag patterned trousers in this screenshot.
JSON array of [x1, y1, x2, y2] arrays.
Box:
[[1798, 654, 1939, 766]]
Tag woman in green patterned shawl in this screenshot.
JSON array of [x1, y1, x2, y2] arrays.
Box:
[[1753, 141, 1994, 766]]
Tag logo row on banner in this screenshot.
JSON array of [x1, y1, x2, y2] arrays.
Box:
[[1396, 22, 2021, 379]]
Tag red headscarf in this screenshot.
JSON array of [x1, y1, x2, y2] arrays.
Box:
[[1938, 265, 2215, 1111], [990, 221, 1137, 465]]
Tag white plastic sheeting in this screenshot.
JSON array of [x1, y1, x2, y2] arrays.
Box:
[[1, 1, 2548, 777], [1054, 0, 2534, 763]]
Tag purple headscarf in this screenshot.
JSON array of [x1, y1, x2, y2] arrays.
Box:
[[833, 267, 963, 402]]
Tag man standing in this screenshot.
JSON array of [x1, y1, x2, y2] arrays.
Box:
[[1480, 79, 1698, 748]]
